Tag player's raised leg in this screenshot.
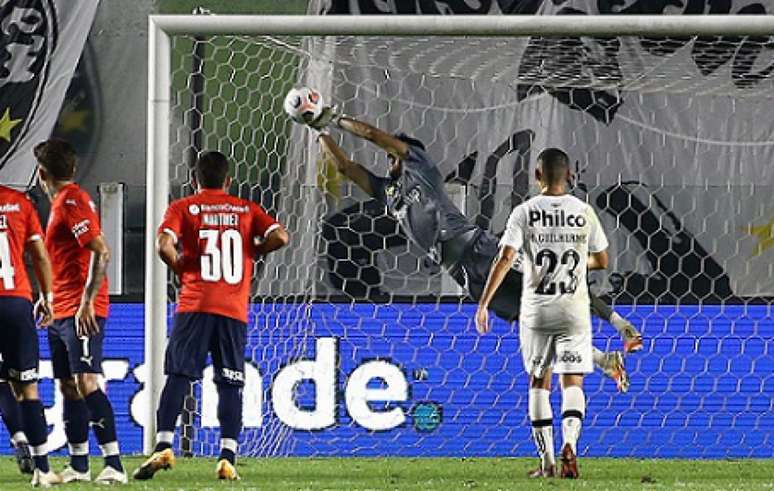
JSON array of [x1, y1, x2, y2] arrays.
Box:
[[589, 294, 643, 353]]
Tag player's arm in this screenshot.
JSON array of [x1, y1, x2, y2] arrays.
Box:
[[318, 133, 379, 197], [587, 250, 608, 270], [476, 206, 526, 334], [335, 116, 409, 159], [157, 231, 183, 276], [255, 225, 289, 256], [76, 235, 110, 337], [26, 239, 54, 327], [476, 245, 518, 335], [586, 206, 610, 271]]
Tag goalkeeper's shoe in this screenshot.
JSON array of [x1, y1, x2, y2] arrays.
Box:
[[31, 469, 62, 488], [611, 315, 643, 353], [600, 351, 630, 393], [560, 444, 579, 479], [216, 459, 241, 481], [15, 441, 34, 474], [95, 466, 128, 485], [527, 464, 555, 478], [132, 448, 175, 480], [59, 465, 90, 483]]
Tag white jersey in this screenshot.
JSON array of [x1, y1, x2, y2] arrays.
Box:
[[500, 194, 609, 333]]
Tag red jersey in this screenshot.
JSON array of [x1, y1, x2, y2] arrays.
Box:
[[45, 183, 109, 319], [0, 185, 44, 301], [158, 189, 279, 323]]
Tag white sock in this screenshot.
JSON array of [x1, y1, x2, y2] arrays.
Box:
[[529, 388, 555, 469], [11, 431, 27, 447], [592, 347, 606, 369], [561, 386, 585, 454], [610, 312, 628, 335], [156, 431, 174, 446]]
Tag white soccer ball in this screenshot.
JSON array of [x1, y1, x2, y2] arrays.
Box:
[[284, 87, 324, 124]]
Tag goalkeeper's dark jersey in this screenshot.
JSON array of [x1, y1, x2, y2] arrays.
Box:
[[367, 144, 476, 255]]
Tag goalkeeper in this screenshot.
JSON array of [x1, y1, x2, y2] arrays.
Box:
[[302, 107, 641, 391]]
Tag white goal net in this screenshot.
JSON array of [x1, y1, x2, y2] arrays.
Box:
[[147, 16, 774, 459]]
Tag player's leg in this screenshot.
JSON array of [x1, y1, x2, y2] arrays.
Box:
[[553, 330, 594, 479], [211, 315, 247, 481], [63, 317, 126, 483], [0, 379, 33, 474], [49, 320, 91, 481], [521, 328, 557, 478], [134, 313, 211, 481], [589, 293, 642, 353], [1, 296, 61, 486]]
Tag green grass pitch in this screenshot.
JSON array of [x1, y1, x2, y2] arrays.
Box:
[[1, 457, 773, 490]]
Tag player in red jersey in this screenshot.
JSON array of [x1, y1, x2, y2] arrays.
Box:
[[0, 184, 61, 487], [134, 151, 288, 482], [34, 139, 126, 485]]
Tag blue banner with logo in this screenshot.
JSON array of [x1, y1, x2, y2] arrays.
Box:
[[0, 303, 771, 458]]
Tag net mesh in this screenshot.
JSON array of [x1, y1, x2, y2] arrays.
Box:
[[164, 32, 774, 458]]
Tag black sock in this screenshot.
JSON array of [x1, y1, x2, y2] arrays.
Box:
[[83, 390, 123, 472], [0, 382, 23, 441], [155, 375, 191, 453], [19, 400, 49, 473], [64, 398, 90, 472], [217, 384, 242, 464]]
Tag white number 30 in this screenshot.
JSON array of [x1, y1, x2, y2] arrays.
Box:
[[199, 229, 243, 285]]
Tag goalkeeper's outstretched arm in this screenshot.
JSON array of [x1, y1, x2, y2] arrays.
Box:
[[312, 108, 409, 159], [318, 133, 379, 197]]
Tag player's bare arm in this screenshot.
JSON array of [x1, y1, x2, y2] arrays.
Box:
[[318, 133, 378, 196], [255, 226, 289, 256], [27, 238, 54, 327], [335, 117, 409, 159], [76, 235, 110, 337], [475, 245, 518, 335], [587, 250, 608, 270], [157, 231, 183, 276]]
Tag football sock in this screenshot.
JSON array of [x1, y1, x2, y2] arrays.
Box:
[[0, 382, 24, 445], [19, 400, 50, 473], [528, 388, 555, 469], [84, 390, 123, 472], [592, 347, 606, 369], [64, 398, 90, 472], [155, 374, 190, 452], [588, 293, 613, 322], [217, 384, 242, 465], [561, 385, 586, 454]]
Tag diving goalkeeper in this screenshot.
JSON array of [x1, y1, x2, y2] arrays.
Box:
[[299, 106, 641, 391]]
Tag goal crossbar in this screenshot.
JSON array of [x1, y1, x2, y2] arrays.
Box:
[[145, 13, 774, 455]]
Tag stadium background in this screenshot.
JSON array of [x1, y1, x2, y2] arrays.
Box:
[[0, 0, 772, 460]]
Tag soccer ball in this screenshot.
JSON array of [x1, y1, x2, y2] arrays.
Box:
[[284, 87, 324, 124]]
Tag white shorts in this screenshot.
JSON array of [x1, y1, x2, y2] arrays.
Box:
[[520, 328, 593, 378]]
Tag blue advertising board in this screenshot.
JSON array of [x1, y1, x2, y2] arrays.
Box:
[[0, 303, 771, 458]]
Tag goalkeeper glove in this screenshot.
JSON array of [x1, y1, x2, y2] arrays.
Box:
[[308, 106, 340, 130]]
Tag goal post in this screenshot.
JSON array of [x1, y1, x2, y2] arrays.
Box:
[[145, 14, 774, 457]]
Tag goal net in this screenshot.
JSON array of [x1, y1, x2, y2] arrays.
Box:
[[147, 16, 774, 459]]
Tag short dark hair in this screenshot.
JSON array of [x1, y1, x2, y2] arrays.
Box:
[[537, 147, 570, 185], [195, 151, 230, 189], [394, 132, 426, 151], [34, 138, 76, 180]]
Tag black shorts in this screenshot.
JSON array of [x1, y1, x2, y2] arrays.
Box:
[[0, 297, 40, 383], [444, 231, 523, 322], [48, 317, 106, 378], [165, 312, 247, 387]]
